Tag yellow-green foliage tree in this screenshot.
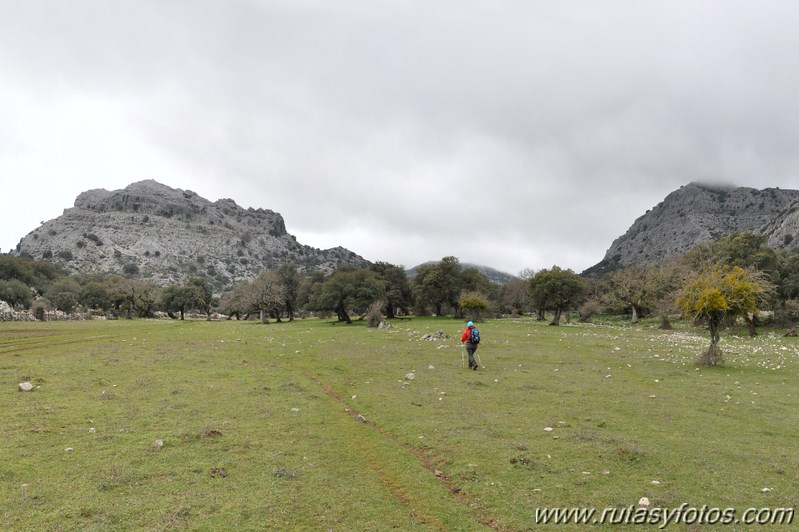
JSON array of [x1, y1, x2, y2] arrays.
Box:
[[459, 291, 490, 322], [676, 264, 771, 366]]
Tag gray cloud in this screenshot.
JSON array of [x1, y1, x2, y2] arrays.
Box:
[[3, 1, 799, 274]]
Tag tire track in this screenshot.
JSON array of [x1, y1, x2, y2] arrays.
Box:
[[306, 370, 445, 530], [307, 370, 500, 531]]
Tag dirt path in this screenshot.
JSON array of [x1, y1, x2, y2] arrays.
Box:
[[307, 370, 500, 530]]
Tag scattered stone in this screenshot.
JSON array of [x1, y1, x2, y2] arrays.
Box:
[[543, 427, 554, 432], [638, 497, 650, 507], [356, 415, 367, 423], [64, 447, 74, 452], [291, 408, 301, 412], [151, 439, 164, 450], [450, 486, 461, 494], [761, 487, 771, 493], [378, 321, 394, 329], [210, 468, 228, 478], [428, 365, 435, 370], [88, 428, 97, 434], [420, 331, 449, 341], [404, 373, 415, 380], [273, 468, 296, 479], [784, 329, 797, 337], [651, 480, 661, 485], [18, 382, 34, 392]]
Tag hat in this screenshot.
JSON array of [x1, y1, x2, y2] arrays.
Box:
[[467, 321, 474, 327]]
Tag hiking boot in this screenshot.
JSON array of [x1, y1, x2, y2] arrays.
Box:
[[472, 363, 478, 371]]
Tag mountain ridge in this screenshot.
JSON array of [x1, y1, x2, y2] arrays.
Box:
[[584, 182, 799, 275], [13, 180, 369, 289]]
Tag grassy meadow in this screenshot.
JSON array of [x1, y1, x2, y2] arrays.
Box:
[[1, 315, 797, 530]]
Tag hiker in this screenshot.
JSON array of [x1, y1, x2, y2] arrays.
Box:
[[460, 321, 480, 370]]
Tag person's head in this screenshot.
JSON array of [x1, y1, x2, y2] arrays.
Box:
[[467, 321, 474, 327]]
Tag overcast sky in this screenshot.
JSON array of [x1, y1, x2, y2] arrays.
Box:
[[3, 1, 799, 275]]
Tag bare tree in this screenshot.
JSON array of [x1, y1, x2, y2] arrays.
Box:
[[608, 265, 664, 324], [248, 271, 286, 324]]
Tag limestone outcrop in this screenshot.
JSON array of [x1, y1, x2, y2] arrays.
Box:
[[14, 180, 368, 289]]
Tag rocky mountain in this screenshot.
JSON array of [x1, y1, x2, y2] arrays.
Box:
[[584, 182, 799, 275], [13, 180, 368, 288], [406, 261, 518, 284]]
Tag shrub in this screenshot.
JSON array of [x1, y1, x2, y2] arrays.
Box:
[[578, 299, 602, 323], [773, 299, 799, 328], [123, 263, 139, 276], [57, 250, 74, 261], [51, 291, 78, 313], [459, 292, 490, 322], [0, 279, 32, 308]]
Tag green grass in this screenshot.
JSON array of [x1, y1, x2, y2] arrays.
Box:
[[1, 317, 797, 530]]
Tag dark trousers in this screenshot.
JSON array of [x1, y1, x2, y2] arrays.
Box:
[[466, 343, 477, 367]]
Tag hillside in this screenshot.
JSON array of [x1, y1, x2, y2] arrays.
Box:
[[584, 183, 799, 275], [13, 180, 368, 288]]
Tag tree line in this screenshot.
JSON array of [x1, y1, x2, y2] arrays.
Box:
[[0, 255, 494, 324], [4, 232, 799, 364]]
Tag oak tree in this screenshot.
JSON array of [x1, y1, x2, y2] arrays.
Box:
[[676, 264, 771, 365]]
